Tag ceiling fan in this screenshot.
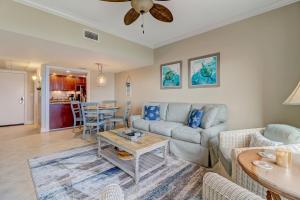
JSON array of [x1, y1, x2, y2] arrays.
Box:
[[101, 0, 173, 26]]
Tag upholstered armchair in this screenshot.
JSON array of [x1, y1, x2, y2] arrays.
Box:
[[203, 172, 264, 200]]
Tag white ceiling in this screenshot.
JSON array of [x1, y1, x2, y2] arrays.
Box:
[[15, 0, 297, 48], [0, 29, 138, 72]]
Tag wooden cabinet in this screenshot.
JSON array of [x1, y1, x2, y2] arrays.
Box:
[[50, 75, 64, 91], [50, 104, 73, 129], [63, 76, 76, 91], [76, 77, 86, 85], [50, 75, 76, 91]]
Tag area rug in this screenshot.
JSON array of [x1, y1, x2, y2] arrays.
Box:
[[28, 144, 208, 200]]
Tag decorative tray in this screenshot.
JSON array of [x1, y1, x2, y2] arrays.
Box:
[[111, 129, 144, 142]]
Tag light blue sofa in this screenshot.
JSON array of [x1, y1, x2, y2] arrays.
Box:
[[130, 102, 228, 167]]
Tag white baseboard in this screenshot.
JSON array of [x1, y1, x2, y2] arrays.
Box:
[[25, 121, 34, 125], [40, 127, 49, 133]]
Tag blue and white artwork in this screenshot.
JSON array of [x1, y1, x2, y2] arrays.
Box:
[[161, 61, 182, 89], [189, 53, 220, 88]]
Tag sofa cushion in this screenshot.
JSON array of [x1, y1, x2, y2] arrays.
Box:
[[150, 121, 183, 137], [172, 126, 202, 144], [132, 119, 150, 131], [195, 104, 228, 129], [166, 103, 191, 123], [249, 132, 283, 147], [144, 105, 160, 121], [201, 106, 219, 129], [142, 102, 169, 120], [264, 124, 300, 144], [187, 109, 204, 128]]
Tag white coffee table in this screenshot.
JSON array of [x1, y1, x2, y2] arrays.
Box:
[[97, 129, 169, 184]]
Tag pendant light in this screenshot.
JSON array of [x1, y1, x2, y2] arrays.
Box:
[[96, 63, 106, 87]]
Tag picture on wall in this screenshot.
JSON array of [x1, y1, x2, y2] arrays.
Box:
[[188, 53, 220, 88], [160, 61, 182, 89]]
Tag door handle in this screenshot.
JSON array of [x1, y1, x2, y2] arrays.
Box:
[[19, 96, 24, 104]]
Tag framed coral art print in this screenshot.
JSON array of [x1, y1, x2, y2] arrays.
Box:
[[160, 61, 182, 89], [188, 53, 220, 88]]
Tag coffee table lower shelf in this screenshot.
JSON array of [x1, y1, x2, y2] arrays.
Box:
[[99, 146, 166, 183]]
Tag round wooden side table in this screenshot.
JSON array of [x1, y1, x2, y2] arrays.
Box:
[[238, 149, 300, 200]]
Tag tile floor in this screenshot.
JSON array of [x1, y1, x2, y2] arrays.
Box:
[[0, 125, 92, 200]]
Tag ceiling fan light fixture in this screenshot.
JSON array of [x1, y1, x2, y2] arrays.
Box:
[[131, 0, 153, 13]]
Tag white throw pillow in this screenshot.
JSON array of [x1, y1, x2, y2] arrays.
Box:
[[249, 133, 283, 147]]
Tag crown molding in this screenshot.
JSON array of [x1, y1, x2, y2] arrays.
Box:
[[153, 0, 299, 48], [14, 0, 298, 49]]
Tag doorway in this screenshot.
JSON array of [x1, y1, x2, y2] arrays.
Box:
[[0, 70, 26, 126]]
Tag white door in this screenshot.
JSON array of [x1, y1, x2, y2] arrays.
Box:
[[0, 71, 25, 126]]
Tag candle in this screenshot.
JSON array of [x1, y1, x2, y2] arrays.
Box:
[[276, 148, 292, 168]]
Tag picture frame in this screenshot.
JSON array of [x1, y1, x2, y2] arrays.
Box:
[[188, 53, 220, 88], [160, 61, 182, 89]]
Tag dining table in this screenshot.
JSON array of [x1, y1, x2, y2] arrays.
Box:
[[238, 147, 300, 200], [85, 104, 120, 119], [86, 104, 119, 111]]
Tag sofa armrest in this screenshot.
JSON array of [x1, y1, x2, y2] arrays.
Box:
[[130, 115, 142, 122], [219, 128, 265, 150], [203, 172, 264, 200], [130, 115, 142, 127], [201, 123, 228, 147]]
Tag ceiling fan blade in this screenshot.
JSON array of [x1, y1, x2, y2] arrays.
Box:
[[150, 3, 173, 23], [100, 0, 130, 2], [124, 8, 140, 25]]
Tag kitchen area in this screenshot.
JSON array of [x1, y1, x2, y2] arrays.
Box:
[[49, 70, 87, 130], [39, 65, 115, 133]]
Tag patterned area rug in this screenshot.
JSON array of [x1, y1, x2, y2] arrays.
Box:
[[29, 145, 208, 200]]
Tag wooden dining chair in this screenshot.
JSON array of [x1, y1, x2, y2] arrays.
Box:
[[101, 100, 117, 120], [70, 101, 83, 132], [81, 102, 106, 139], [107, 101, 131, 130]]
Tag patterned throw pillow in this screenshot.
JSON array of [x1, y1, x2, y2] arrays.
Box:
[[188, 109, 204, 129], [249, 133, 283, 147], [144, 105, 160, 121]]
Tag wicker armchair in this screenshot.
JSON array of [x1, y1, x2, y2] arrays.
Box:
[[99, 184, 124, 200], [218, 128, 271, 198], [219, 128, 300, 199], [203, 172, 264, 200], [219, 128, 265, 176]]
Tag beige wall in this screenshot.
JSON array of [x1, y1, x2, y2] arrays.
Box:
[[115, 2, 300, 129], [90, 72, 115, 102]]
